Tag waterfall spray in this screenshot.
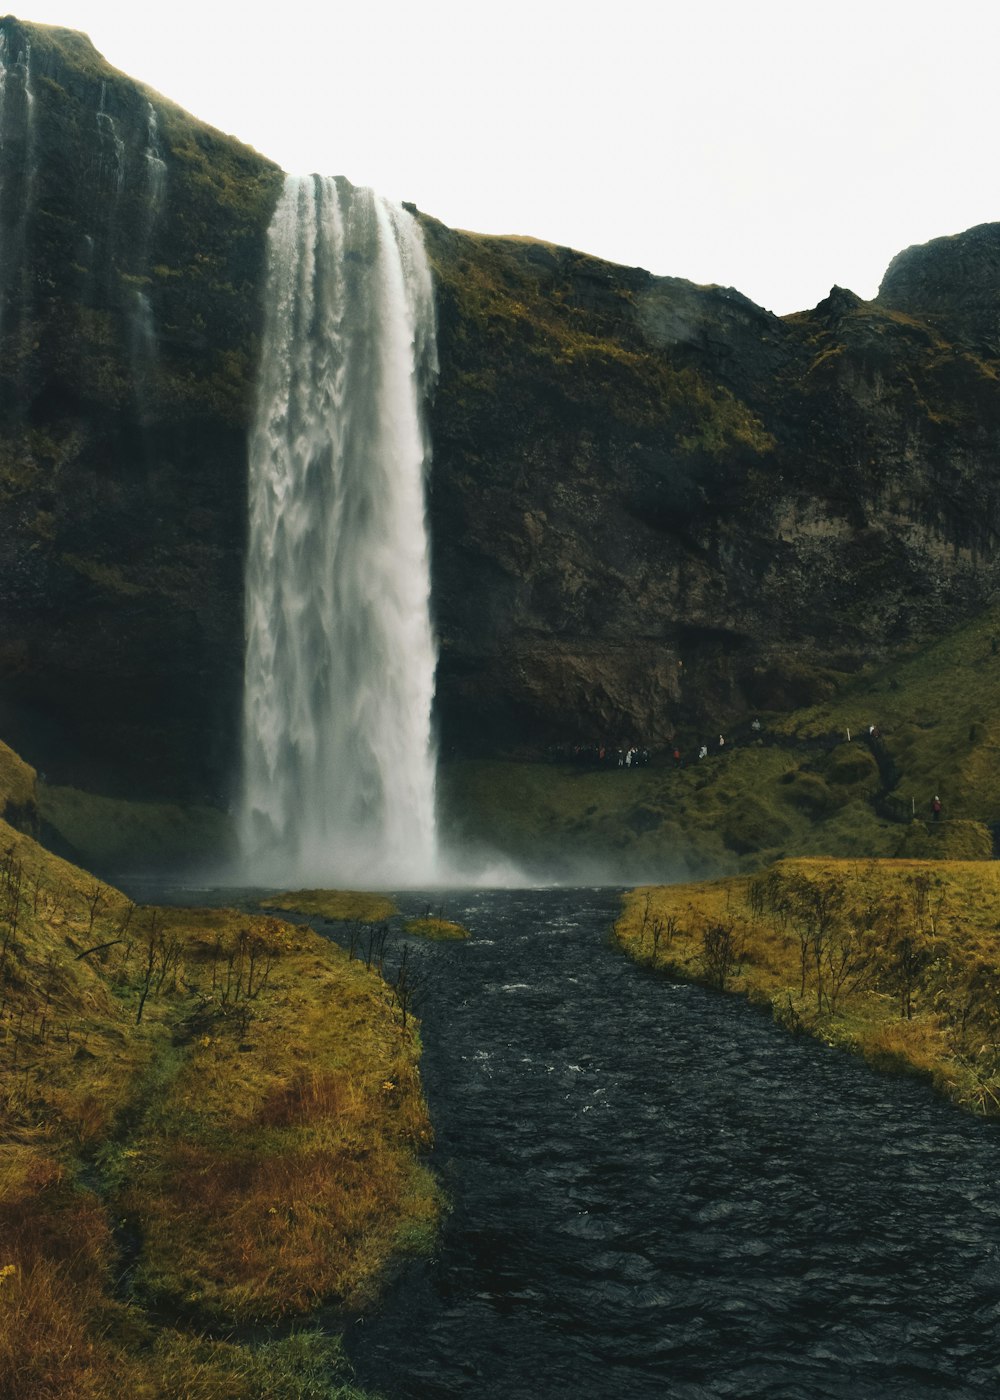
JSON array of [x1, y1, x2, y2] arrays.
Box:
[[239, 175, 440, 887]]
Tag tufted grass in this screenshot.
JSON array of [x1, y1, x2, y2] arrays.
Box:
[[0, 748, 434, 1397], [616, 856, 1000, 1117], [403, 917, 471, 941], [260, 889, 399, 922]]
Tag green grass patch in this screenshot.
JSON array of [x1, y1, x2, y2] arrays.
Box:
[[38, 783, 234, 873], [403, 917, 470, 941], [439, 600, 1000, 874], [260, 890, 399, 922]]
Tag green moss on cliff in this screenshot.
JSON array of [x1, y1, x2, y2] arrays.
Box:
[[440, 600, 1000, 875], [423, 220, 774, 452], [38, 784, 234, 873], [439, 744, 899, 882]]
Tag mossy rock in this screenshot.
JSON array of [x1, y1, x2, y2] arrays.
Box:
[[721, 795, 791, 854], [778, 770, 836, 815], [895, 819, 993, 861], [824, 744, 880, 787]]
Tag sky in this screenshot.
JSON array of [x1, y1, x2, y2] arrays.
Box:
[[22, 0, 1000, 314]]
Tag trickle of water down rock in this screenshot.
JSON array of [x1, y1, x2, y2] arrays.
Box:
[[240, 175, 440, 887]]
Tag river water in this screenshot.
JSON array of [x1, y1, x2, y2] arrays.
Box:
[[327, 887, 1000, 1399]]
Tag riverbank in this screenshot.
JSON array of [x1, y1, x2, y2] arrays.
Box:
[[0, 748, 437, 1397], [615, 857, 1000, 1117]]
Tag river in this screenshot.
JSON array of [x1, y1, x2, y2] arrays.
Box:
[[319, 886, 1000, 1399]]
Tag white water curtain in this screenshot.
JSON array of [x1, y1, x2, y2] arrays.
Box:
[[240, 175, 439, 886]]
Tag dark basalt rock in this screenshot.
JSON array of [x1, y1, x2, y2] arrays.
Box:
[[0, 16, 283, 799], [878, 223, 1000, 354], [424, 220, 1000, 756]]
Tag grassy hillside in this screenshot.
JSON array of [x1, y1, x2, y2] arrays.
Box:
[[772, 599, 1000, 821], [616, 857, 1000, 1117], [440, 601, 1000, 878], [0, 745, 436, 1398]]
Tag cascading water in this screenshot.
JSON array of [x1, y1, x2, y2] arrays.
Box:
[[129, 101, 167, 418], [239, 174, 440, 887], [143, 102, 167, 213], [96, 82, 125, 194], [0, 30, 36, 343]]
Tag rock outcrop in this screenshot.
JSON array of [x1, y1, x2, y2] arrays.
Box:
[[2, 16, 1000, 799]]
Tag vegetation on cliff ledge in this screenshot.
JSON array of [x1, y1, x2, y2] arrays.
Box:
[[421, 218, 775, 453], [0, 743, 435, 1398], [439, 598, 1000, 879]]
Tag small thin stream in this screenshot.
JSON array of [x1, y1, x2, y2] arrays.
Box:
[[327, 887, 1000, 1399]]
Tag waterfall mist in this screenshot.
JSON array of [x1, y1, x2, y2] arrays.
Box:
[[239, 175, 440, 888]]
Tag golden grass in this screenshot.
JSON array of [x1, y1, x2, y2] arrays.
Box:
[[0, 740, 36, 821], [0, 801, 434, 1395], [260, 889, 399, 922], [403, 917, 470, 941], [122, 909, 438, 1322], [616, 857, 1000, 1116]]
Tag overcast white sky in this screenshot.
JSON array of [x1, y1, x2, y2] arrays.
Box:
[[23, 0, 1000, 314]]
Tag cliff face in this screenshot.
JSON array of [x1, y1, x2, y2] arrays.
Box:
[[3, 17, 1000, 800], [0, 18, 282, 798], [424, 224, 1000, 754]]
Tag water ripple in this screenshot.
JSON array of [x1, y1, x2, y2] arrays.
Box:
[[343, 888, 1000, 1398]]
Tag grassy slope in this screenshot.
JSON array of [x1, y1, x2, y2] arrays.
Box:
[[616, 857, 1000, 1118], [0, 745, 435, 1399], [38, 783, 234, 874], [440, 600, 1000, 877], [772, 600, 1000, 822]]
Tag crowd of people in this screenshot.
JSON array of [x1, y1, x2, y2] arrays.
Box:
[[546, 720, 768, 771], [546, 743, 651, 768], [547, 718, 947, 824]]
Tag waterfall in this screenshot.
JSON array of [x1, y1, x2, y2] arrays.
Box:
[[239, 174, 440, 888], [96, 82, 125, 194], [129, 101, 166, 420], [143, 102, 167, 214], [0, 30, 36, 343]]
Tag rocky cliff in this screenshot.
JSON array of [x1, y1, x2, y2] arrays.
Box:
[[0, 17, 282, 798], [424, 223, 1000, 756], [2, 15, 1000, 803]]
